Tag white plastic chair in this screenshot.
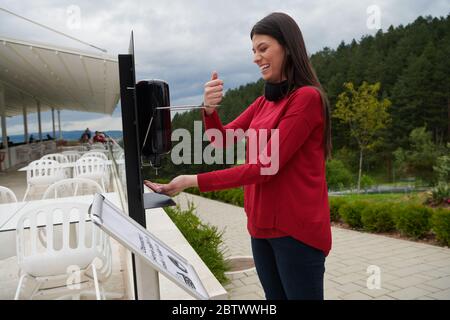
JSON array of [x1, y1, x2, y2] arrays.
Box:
[[80, 151, 108, 161], [23, 160, 64, 201], [90, 143, 105, 150], [14, 202, 112, 300], [59, 146, 79, 152], [41, 153, 69, 164], [0, 186, 18, 203], [112, 150, 124, 160], [79, 144, 90, 152], [41, 153, 71, 178], [39, 179, 105, 261], [80, 152, 110, 189], [61, 151, 81, 163], [74, 158, 107, 192], [62, 151, 81, 179], [42, 178, 104, 200]]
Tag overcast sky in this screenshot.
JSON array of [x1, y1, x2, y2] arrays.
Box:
[[1, 0, 448, 136]]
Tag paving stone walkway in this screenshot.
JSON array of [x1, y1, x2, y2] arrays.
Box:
[[173, 192, 450, 300]]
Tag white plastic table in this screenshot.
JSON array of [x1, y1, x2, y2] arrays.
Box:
[[0, 192, 120, 232], [0, 201, 29, 230], [0, 201, 29, 259], [0, 192, 121, 259]]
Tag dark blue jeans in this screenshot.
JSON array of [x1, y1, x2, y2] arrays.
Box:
[[251, 236, 325, 300]]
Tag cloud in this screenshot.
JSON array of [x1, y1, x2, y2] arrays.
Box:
[[1, 0, 448, 130]]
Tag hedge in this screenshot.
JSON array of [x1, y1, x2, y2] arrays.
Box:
[[361, 203, 396, 233], [329, 197, 347, 222], [431, 208, 450, 246], [190, 190, 449, 244], [150, 177, 450, 247], [394, 204, 433, 239], [338, 201, 368, 229]]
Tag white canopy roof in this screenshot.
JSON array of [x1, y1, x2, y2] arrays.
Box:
[[0, 36, 120, 117]]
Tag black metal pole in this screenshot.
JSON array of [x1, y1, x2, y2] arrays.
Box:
[[118, 53, 146, 299]]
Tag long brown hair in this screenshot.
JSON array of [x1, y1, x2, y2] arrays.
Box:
[[251, 12, 332, 159]]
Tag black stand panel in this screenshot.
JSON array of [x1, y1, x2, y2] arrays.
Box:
[[118, 54, 146, 225], [118, 53, 145, 299]]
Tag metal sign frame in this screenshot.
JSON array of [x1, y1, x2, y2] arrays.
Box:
[[90, 193, 210, 300]]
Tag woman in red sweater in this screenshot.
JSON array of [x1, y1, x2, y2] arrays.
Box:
[[145, 12, 332, 300]]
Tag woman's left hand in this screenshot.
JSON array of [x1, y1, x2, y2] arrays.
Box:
[[144, 175, 198, 197]]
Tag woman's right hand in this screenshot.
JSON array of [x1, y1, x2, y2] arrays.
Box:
[[203, 71, 223, 115]]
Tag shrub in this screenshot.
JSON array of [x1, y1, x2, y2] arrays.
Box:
[[329, 197, 347, 222], [425, 182, 450, 206], [433, 153, 450, 183], [361, 203, 396, 233], [360, 174, 375, 190], [394, 204, 433, 239], [326, 159, 354, 191], [431, 208, 450, 246], [164, 202, 230, 284], [339, 201, 368, 229], [228, 188, 244, 206]]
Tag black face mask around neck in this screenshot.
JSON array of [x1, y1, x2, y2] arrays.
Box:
[[264, 80, 289, 102]]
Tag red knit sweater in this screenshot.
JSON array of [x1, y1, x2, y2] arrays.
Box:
[[197, 86, 332, 256]]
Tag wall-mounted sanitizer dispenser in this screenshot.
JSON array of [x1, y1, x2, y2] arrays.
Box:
[[136, 80, 172, 169]]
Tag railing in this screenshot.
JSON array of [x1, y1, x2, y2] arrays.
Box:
[[0, 140, 57, 170], [328, 184, 429, 195]]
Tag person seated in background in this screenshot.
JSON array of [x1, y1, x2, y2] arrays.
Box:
[[93, 131, 107, 143], [7, 136, 13, 146], [29, 134, 34, 143], [100, 132, 109, 143], [79, 132, 90, 144], [84, 128, 92, 139], [46, 134, 53, 140]]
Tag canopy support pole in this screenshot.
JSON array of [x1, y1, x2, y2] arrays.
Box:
[[37, 100, 42, 141], [22, 94, 28, 144]]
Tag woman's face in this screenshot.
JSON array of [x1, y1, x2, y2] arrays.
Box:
[[252, 34, 287, 83]]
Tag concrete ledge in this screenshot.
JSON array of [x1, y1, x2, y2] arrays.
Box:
[[145, 207, 228, 300]]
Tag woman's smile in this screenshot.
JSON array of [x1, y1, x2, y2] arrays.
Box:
[[252, 34, 286, 82]]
